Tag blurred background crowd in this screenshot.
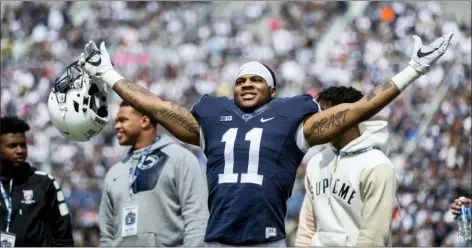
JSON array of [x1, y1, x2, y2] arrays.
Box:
[[1, 1, 470, 246]]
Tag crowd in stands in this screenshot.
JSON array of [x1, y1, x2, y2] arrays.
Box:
[[1, 1, 470, 246]]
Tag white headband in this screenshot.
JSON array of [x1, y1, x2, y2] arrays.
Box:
[[234, 61, 274, 87]]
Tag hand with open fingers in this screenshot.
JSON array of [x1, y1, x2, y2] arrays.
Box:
[[409, 32, 454, 74], [79, 41, 124, 87], [78, 41, 113, 79], [451, 196, 472, 219]]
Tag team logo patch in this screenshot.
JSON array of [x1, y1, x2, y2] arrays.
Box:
[[125, 211, 136, 225], [220, 116, 233, 122], [260, 117, 275, 123], [242, 114, 252, 121], [265, 227, 276, 238], [21, 190, 35, 204], [141, 155, 160, 170]]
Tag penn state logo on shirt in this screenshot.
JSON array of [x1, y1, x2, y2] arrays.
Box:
[[132, 150, 169, 194], [140, 154, 161, 170], [1, 238, 13, 247], [220, 116, 233, 122], [125, 211, 136, 225], [21, 190, 35, 204], [242, 114, 252, 122]]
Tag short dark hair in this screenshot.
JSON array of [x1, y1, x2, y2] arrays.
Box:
[[120, 101, 132, 108], [262, 63, 277, 87], [0, 116, 30, 135], [316, 86, 364, 108], [120, 101, 157, 127]]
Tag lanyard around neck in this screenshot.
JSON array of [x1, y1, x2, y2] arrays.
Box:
[[128, 136, 160, 196], [0, 179, 13, 232]]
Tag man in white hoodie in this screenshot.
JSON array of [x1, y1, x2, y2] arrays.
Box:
[[296, 86, 398, 246]]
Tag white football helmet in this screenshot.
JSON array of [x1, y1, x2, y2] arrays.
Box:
[[48, 61, 110, 142]]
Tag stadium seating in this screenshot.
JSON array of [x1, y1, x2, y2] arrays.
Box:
[[1, 2, 470, 246]]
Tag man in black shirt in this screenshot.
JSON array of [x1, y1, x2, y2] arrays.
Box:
[[0, 116, 74, 247]]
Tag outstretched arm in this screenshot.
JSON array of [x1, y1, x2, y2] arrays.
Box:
[[79, 41, 200, 146], [303, 32, 453, 147], [113, 79, 200, 145], [304, 80, 399, 146]]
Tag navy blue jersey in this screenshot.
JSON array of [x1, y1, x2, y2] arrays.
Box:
[[191, 94, 319, 245]]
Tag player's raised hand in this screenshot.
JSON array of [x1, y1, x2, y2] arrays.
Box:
[[409, 32, 454, 74], [78, 40, 113, 78], [78, 41, 123, 87]]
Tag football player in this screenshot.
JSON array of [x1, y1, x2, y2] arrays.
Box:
[[77, 32, 453, 246]]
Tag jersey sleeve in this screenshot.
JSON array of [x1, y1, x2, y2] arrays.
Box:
[[190, 94, 230, 150], [295, 122, 310, 153], [275, 94, 320, 152], [276, 94, 321, 119], [190, 94, 212, 121], [190, 95, 209, 149], [300, 94, 321, 116]]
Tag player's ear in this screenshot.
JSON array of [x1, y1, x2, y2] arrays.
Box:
[[141, 115, 153, 130], [270, 86, 276, 99]]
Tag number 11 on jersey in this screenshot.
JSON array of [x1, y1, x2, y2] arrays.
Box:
[[220, 128, 264, 185]]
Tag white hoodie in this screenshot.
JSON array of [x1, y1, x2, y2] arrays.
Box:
[[296, 121, 398, 247]]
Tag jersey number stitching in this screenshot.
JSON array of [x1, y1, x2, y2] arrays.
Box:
[[219, 128, 264, 185]]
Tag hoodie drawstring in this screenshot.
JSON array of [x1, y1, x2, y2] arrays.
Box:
[[328, 154, 341, 205], [328, 146, 381, 205]]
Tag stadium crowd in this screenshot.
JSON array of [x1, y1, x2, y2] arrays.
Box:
[[1, 1, 470, 246]]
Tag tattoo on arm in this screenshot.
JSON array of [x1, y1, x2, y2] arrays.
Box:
[[366, 91, 376, 101], [310, 109, 349, 135], [114, 80, 200, 135], [366, 80, 395, 102], [125, 82, 152, 96], [114, 80, 154, 111], [153, 106, 200, 135], [382, 80, 394, 91]]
